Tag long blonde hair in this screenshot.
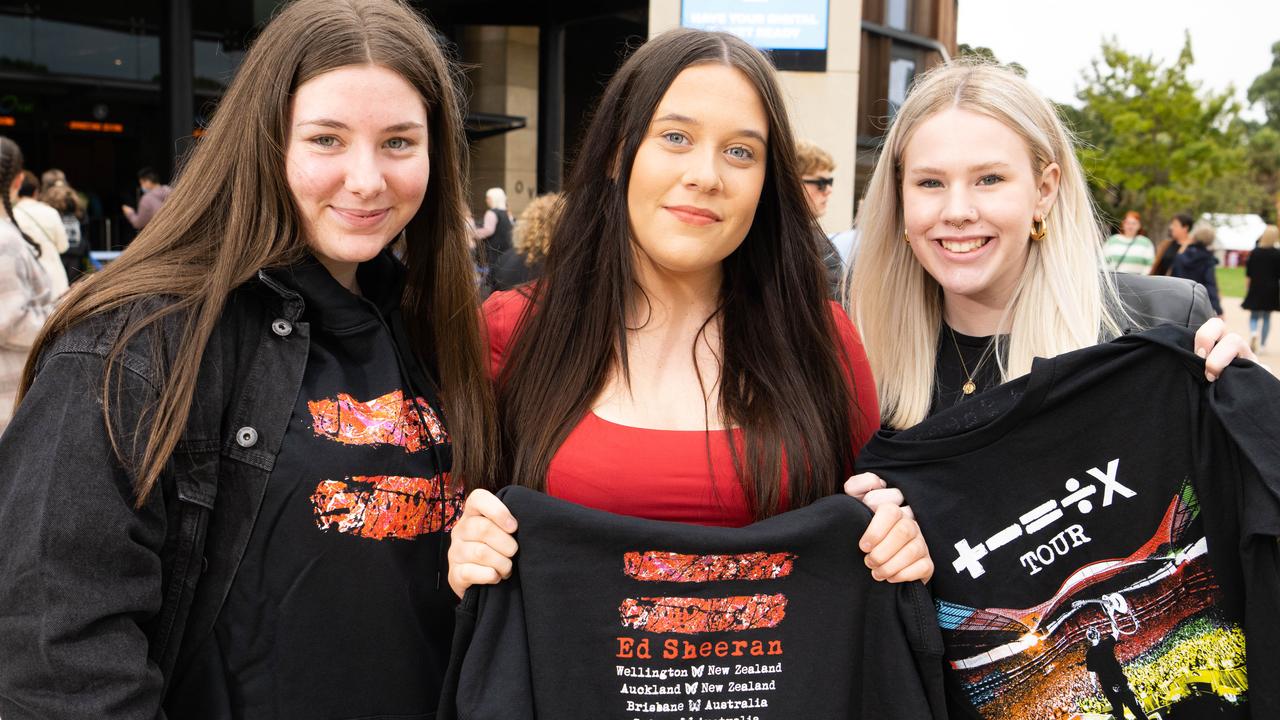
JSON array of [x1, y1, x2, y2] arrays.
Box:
[[849, 61, 1126, 429]]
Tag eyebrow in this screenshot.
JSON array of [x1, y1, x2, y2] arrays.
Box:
[[296, 119, 426, 133], [906, 161, 1013, 175], [653, 112, 767, 145]]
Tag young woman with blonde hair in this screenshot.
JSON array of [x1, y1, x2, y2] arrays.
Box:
[[848, 61, 1249, 430], [847, 59, 1260, 719], [0, 1, 493, 717]]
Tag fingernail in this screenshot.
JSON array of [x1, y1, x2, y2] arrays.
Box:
[[1196, 348, 1207, 358], [859, 542, 870, 552], [1206, 372, 1217, 382], [870, 571, 882, 581]]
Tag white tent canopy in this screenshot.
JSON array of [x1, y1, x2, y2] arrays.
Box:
[[1203, 213, 1267, 252]]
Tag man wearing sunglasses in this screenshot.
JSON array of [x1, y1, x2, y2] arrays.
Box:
[[795, 139, 845, 298]]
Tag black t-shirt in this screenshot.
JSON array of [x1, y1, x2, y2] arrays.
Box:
[[439, 486, 948, 720], [209, 254, 460, 719], [931, 324, 1005, 416], [858, 325, 1280, 720]]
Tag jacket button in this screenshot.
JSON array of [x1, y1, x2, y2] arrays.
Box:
[[235, 426, 258, 448], [271, 319, 293, 337]]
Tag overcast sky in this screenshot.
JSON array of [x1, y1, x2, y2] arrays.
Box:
[[956, 1, 1280, 121]]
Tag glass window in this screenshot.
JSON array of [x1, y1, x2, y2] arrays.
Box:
[[0, 15, 159, 81], [194, 39, 244, 91], [886, 0, 910, 31], [888, 53, 917, 113]]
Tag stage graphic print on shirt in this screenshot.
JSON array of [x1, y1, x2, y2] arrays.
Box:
[[305, 389, 459, 540], [613, 550, 788, 717], [311, 474, 462, 540], [938, 476, 1247, 720], [307, 389, 448, 451]]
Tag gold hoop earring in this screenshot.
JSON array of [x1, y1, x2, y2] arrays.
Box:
[[903, 229, 911, 245], [1030, 215, 1047, 241]]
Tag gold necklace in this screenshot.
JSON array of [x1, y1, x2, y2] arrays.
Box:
[[949, 326, 997, 396]]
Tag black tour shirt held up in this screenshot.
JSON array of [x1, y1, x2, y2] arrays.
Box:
[[439, 486, 948, 720], [858, 325, 1280, 720]]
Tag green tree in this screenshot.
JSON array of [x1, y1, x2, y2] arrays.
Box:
[[956, 43, 1026, 76], [1073, 33, 1263, 232], [1247, 41, 1280, 130], [1247, 41, 1280, 221]]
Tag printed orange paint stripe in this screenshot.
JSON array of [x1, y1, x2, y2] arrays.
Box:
[[624, 551, 797, 583], [619, 594, 788, 634], [308, 389, 448, 452], [311, 474, 462, 540]]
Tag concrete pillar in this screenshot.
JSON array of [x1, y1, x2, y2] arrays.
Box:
[[462, 26, 541, 222]]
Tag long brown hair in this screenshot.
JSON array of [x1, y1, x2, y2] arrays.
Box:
[[0, 136, 42, 258], [495, 29, 858, 520], [19, 0, 495, 503]]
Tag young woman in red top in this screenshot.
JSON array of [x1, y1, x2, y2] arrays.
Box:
[[448, 29, 933, 596]]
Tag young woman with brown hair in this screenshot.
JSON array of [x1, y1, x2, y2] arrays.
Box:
[[0, 1, 493, 717], [447, 29, 932, 600]]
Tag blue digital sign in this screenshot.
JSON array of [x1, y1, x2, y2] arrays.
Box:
[[681, 0, 830, 51]]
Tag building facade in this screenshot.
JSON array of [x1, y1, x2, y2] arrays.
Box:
[[0, 0, 954, 245]]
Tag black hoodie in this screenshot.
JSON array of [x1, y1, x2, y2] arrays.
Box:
[[196, 251, 459, 719]]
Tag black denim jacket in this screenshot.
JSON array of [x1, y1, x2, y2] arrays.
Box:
[[0, 270, 312, 719]]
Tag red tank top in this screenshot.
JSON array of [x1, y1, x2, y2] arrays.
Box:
[[484, 289, 880, 527]]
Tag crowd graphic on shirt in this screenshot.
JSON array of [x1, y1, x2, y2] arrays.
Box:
[[614, 549, 789, 718], [938, 473, 1247, 719], [304, 389, 461, 540]]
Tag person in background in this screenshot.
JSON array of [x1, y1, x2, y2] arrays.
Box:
[[1151, 212, 1193, 276], [8, 169, 68, 298], [794, 138, 846, 296], [490, 192, 560, 292], [473, 186, 513, 271], [121, 166, 172, 231], [1170, 222, 1223, 316], [1103, 210, 1154, 274], [1242, 224, 1280, 353], [0, 137, 56, 433], [0, 1, 493, 717], [40, 180, 88, 281]]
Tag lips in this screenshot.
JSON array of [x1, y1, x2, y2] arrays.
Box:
[[330, 206, 390, 228], [665, 205, 721, 226], [937, 236, 991, 254]]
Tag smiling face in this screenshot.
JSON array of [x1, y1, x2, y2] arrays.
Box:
[[1121, 215, 1141, 237], [625, 63, 768, 282], [900, 107, 1059, 314], [285, 64, 429, 287]]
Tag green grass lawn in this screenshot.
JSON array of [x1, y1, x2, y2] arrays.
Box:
[[1218, 266, 1246, 298]]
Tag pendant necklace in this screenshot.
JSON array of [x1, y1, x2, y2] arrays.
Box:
[[949, 325, 997, 396]]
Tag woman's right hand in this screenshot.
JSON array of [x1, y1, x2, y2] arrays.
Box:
[[447, 489, 519, 599]]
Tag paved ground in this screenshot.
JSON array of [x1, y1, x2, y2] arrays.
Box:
[[1220, 297, 1277, 373]]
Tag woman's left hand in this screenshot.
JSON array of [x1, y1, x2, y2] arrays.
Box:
[[845, 473, 933, 584], [1194, 317, 1257, 382]]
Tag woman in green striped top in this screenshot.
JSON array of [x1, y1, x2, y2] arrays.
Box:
[[1103, 210, 1155, 273]]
